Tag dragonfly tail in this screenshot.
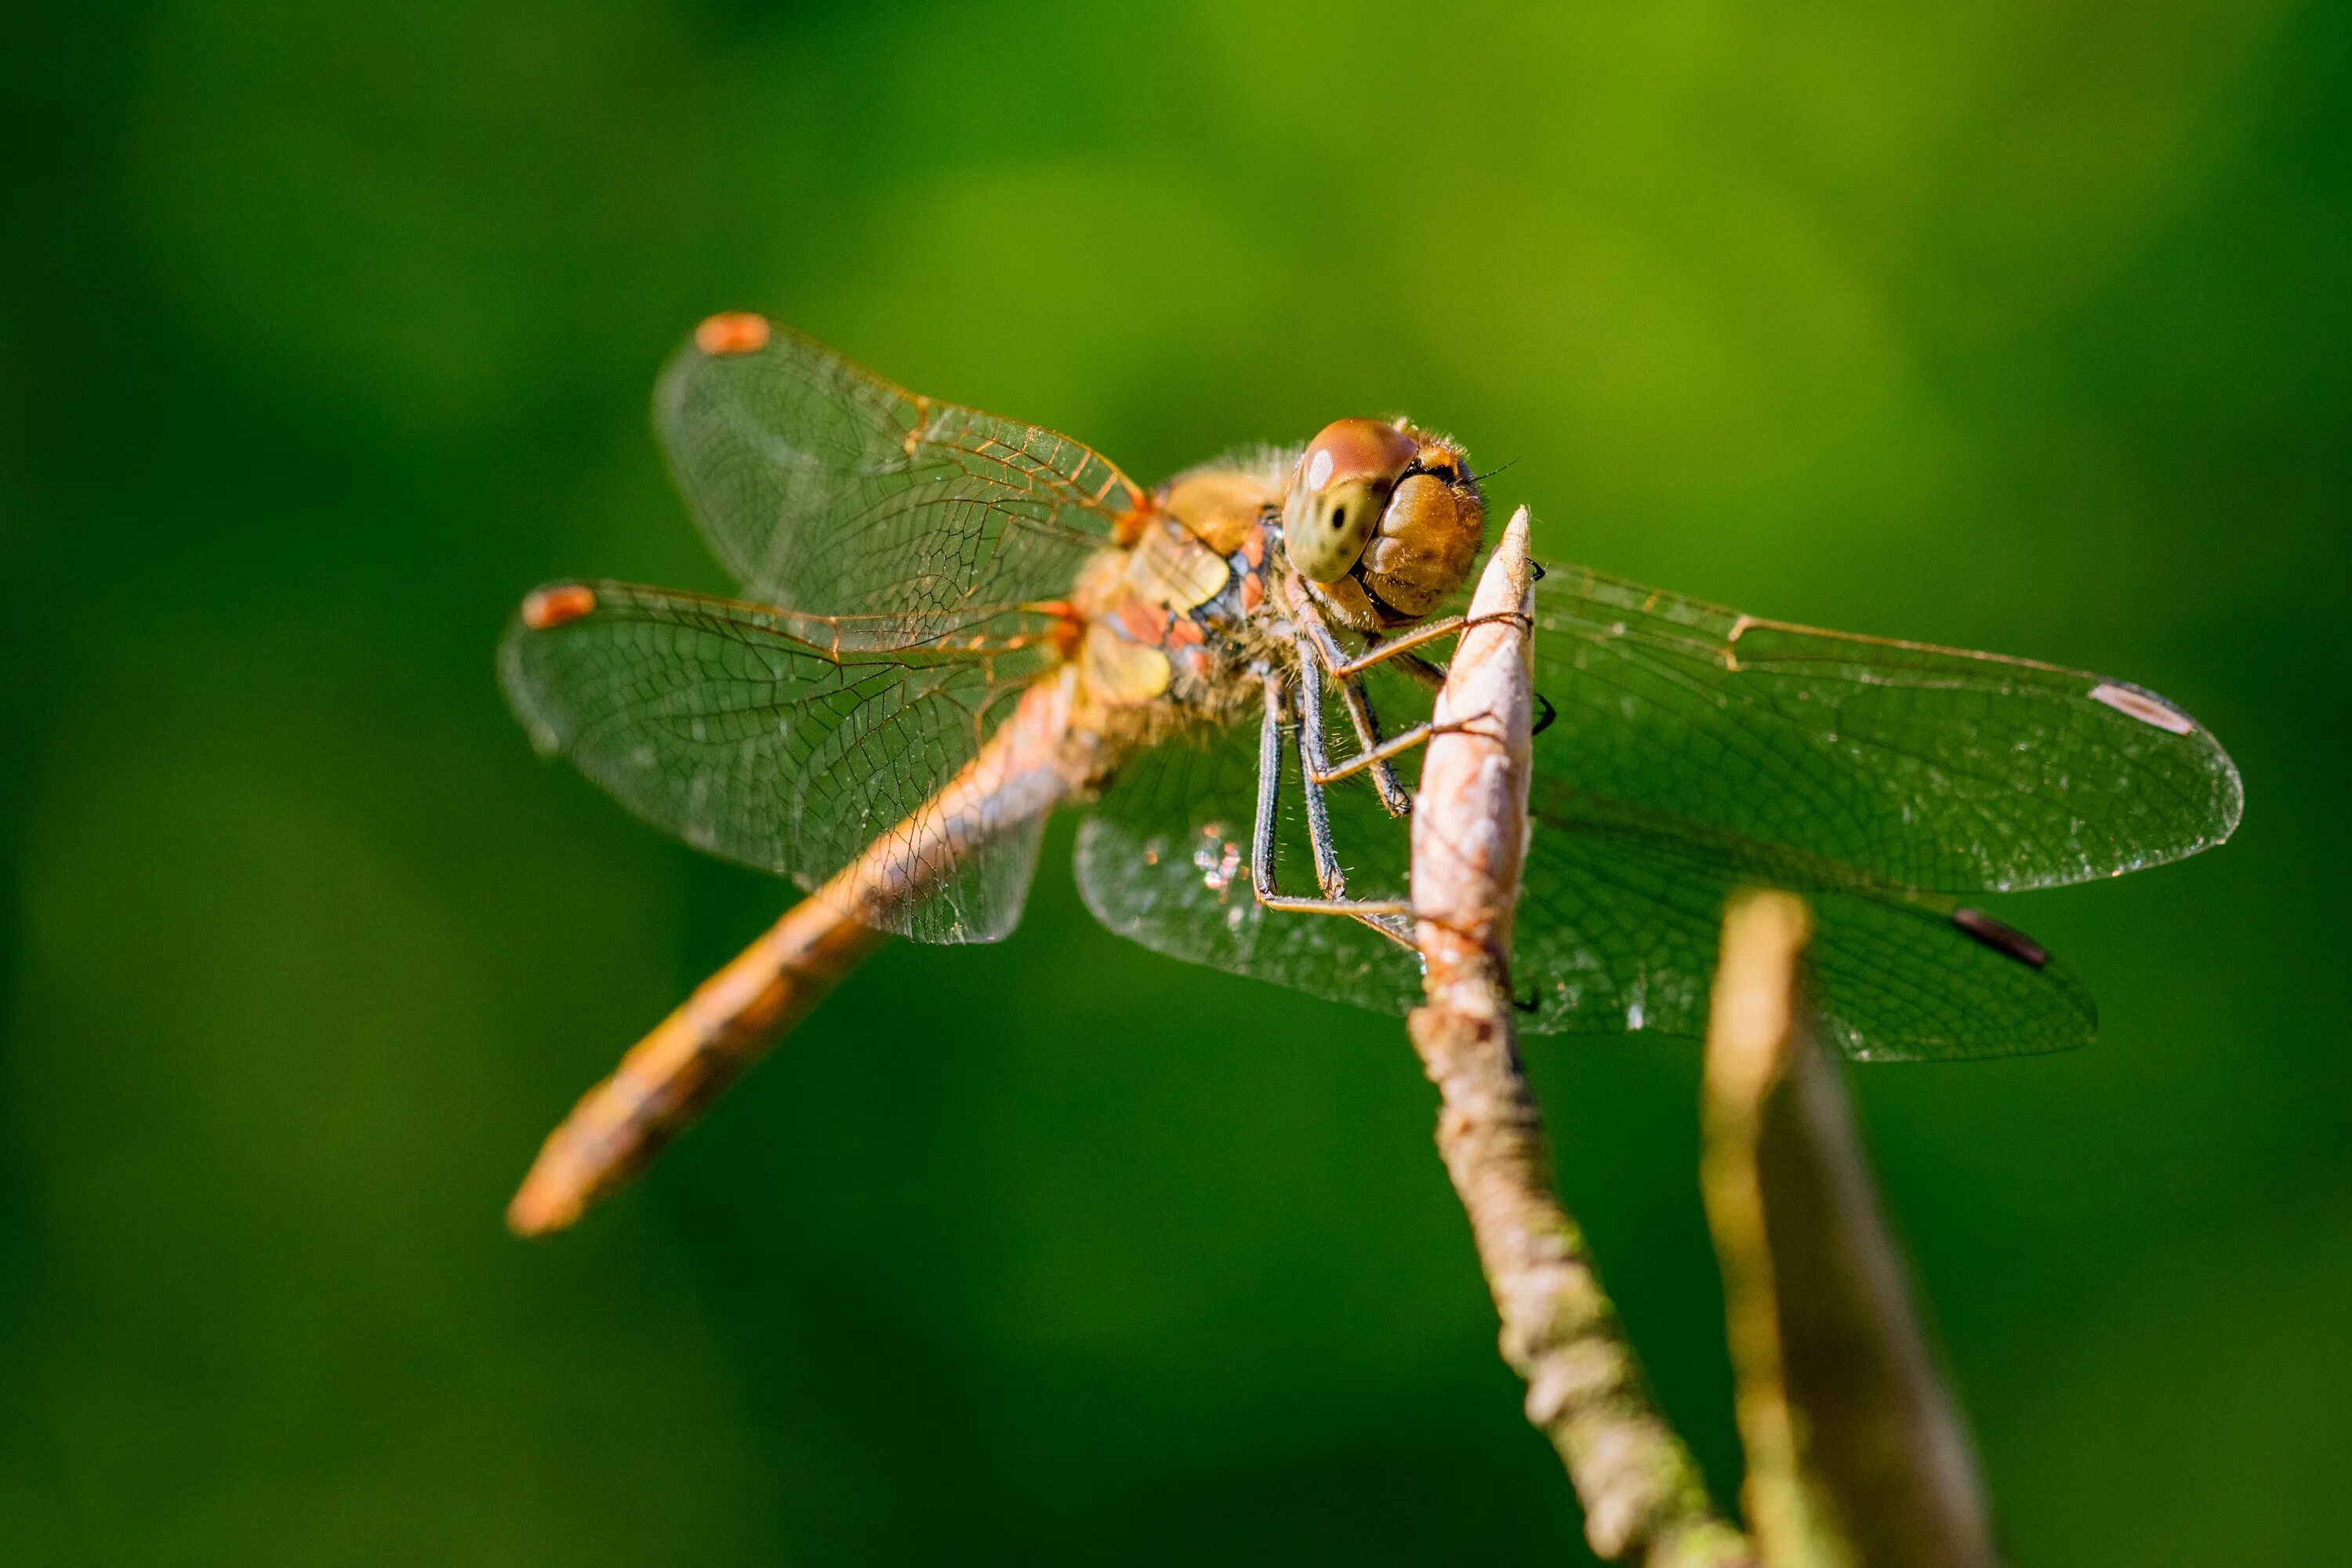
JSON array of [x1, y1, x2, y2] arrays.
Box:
[[506, 668, 1088, 1236], [506, 898, 884, 1235]]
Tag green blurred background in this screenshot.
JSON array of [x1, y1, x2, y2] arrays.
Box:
[[5, 2, 2347, 1561]]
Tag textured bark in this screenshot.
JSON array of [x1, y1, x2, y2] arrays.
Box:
[[1408, 508, 1753, 1567]]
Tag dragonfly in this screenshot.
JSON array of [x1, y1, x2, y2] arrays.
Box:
[[499, 311, 2241, 1234]]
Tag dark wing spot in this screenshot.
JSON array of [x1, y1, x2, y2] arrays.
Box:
[[1951, 907, 2049, 969]]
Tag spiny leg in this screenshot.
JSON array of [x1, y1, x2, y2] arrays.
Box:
[[1250, 666, 1283, 899], [1289, 595, 1411, 816], [1323, 609, 1532, 682], [1287, 635, 1349, 898], [1364, 630, 1450, 694], [1333, 672, 1411, 815], [1248, 663, 1413, 926], [1288, 590, 1519, 796], [1326, 614, 1467, 677], [1290, 636, 1494, 790], [1309, 717, 1457, 786]]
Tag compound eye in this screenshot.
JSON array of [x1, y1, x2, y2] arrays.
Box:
[[1283, 419, 1417, 583], [1361, 474, 1474, 619]]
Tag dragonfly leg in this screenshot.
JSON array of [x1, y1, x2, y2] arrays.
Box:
[[1247, 665, 1415, 927], [1250, 666, 1283, 900], [1367, 633, 1450, 694], [1333, 673, 1412, 815], [1324, 613, 1465, 677], [1308, 682, 1528, 783], [1320, 608, 1534, 683], [1289, 596, 1412, 816], [1289, 637, 1353, 900], [1307, 718, 1460, 786]]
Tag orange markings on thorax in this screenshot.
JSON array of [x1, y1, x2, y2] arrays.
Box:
[[1113, 596, 1174, 647]]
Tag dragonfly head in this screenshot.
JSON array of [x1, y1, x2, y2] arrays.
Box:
[[1280, 418, 1485, 630]]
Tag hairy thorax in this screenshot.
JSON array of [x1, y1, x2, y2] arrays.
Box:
[[1069, 452, 1296, 744]]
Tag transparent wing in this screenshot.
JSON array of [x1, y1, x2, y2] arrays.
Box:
[[655, 318, 1142, 623], [1511, 785, 2095, 1059], [499, 580, 1062, 943], [1077, 655, 2092, 1059], [1534, 562, 2242, 893], [1073, 671, 1427, 1018]]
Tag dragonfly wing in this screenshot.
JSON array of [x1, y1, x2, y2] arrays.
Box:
[[1533, 563, 2241, 893], [893, 809, 1051, 946], [500, 580, 1061, 943], [1076, 641, 2092, 1058], [1073, 678, 1427, 1017], [1515, 786, 2095, 1059], [655, 318, 1142, 622]]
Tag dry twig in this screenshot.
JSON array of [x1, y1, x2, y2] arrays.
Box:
[[1407, 506, 1752, 1567]]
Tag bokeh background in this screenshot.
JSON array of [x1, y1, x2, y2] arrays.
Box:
[[6, 2, 2348, 1562]]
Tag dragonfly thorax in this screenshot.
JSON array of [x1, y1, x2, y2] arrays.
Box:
[[1280, 418, 1486, 632]]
